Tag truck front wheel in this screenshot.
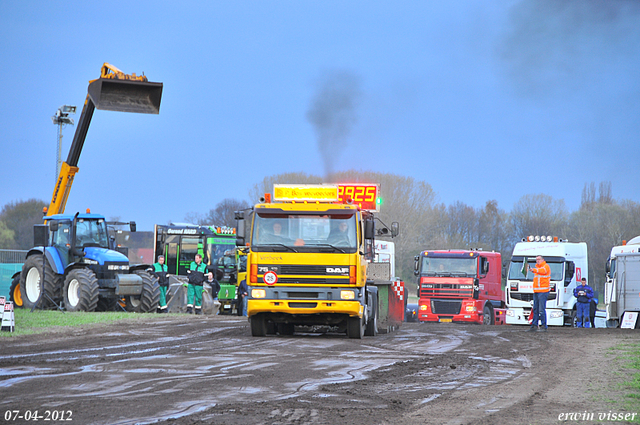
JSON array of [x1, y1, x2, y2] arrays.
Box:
[[251, 314, 267, 336], [347, 316, 364, 339], [63, 269, 99, 312], [20, 255, 61, 310], [483, 304, 495, 325]]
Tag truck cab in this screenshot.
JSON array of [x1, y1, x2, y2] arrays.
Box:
[[236, 183, 398, 338], [414, 250, 503, 324], [505, 236, 587, 326]]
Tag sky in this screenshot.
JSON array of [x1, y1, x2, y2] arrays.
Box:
[[1, 1, 639, 231]]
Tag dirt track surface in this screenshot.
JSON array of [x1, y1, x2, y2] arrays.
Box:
[[0, 316, 637, 425]]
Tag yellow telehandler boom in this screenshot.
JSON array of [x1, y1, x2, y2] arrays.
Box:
[[47, 63, 163, 216]]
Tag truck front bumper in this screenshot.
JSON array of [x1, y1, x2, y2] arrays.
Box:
[[248, 299, 363, 318], [505, 307, 564, 326], [418, 312, 483, 323]]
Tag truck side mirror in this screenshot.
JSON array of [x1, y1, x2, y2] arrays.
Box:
[[414, 255, 420, 275], [34, 224, 49, 247], [235, 210, 246, 246], [130, 221, 137, 232], [391, 222, 399, 237], [364, 220, 375, 239], [483, 261, 490, 275]]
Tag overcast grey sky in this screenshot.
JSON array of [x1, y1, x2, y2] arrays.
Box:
[[1, 1, 638, 230]]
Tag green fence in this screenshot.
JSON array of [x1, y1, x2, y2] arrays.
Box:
[[0, 250, 27, 299]]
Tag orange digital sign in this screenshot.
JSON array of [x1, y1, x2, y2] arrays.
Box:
[[337, 184, 379, 211]]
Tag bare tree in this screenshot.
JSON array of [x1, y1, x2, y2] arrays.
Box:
[[203, 198, 250, 228], [510, 193, 568, 238]]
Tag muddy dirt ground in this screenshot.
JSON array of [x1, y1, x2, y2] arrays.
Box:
[[0, 315, 638, 425]]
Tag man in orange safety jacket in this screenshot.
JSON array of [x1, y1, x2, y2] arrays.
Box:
[[527, 255, 550, 332]]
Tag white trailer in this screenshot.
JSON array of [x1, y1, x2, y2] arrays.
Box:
[[605, 250, 640, 328], [505, 236, 588, 326], [374, 241, 395, 280]]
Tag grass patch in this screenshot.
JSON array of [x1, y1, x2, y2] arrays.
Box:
[[611, 342, 640, 422], [0, 308, 156, 337]]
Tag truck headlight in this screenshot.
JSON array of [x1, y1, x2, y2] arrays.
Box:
[[251, 289, 266, 298], [550, 311, 563, 318], [340, 290, 355, 300], [506, 309, 515, 317], [420, 304, 428, 311]]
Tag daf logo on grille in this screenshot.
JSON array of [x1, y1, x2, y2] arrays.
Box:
[[326, 267, 349, 274]]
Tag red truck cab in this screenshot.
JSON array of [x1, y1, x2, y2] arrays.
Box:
[[414, 250, 504, 325]]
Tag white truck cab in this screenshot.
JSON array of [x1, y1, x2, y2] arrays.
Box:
[[505, 236, 588, 326], [605, 236, 640, 327]]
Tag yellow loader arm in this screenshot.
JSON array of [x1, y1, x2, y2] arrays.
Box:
[[46, 64, 163, 217]]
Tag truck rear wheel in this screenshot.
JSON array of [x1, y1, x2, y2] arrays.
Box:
[[20, 255, 61, 310], [347, 316, 364, 339], [125, 271, 160, 313], [251, 314, 267, 336], [364, 302, 378, 336], [63, 269, 99, 312], [10, 275, 23, 308], [483, 304, 494, 325]]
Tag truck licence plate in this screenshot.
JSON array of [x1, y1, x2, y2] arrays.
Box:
[[439, 318, 452, 323]]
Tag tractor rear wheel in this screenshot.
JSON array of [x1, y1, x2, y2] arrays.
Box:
[[96, 297, 119, 312], [125, 271, 160, 313], [63, 269, 99, 312], [9, 275, 23, 308], [20, 255, 62, 310]]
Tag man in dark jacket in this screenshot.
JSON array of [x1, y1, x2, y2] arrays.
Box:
[[573, 277, 594, 328], [237, 278, 249, 317], [186, 254, 208, 315], [152, 255, 170, 313]]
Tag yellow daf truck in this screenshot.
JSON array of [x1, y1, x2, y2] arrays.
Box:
[[235, 184, 398, 338]]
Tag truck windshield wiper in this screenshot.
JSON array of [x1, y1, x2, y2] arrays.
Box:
[[310, 244, 346, 253], [260, 243, 298, 253]]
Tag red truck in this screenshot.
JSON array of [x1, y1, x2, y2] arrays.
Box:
[[414, 250, 505, 325]]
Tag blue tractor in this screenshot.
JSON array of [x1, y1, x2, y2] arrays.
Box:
[[19, 212, 159, 312]]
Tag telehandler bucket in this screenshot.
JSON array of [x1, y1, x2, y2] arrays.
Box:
[[88, 78, 163, 114]]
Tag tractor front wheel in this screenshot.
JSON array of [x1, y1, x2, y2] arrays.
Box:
[[125, 271, 160, 313], [63, 269, 99, 312]]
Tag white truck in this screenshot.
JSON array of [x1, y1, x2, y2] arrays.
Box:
[[605, 236, 640, 328], [505, 236, 587, 326]]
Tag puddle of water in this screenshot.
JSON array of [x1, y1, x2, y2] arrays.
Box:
[[420, 393, 442, 404]]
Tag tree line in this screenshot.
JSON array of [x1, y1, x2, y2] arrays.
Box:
[[2, 174, 639, 298]]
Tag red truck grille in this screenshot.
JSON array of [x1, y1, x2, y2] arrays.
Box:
[[419, 283, 473, 298]]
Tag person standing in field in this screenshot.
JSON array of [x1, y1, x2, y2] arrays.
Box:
[[527, 255, 550, 332], [186, 253, 208, 315]]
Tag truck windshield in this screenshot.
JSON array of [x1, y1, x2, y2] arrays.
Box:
[[421, 257, 477, 277], [507, 260, 564, 281], [252, 213, 357, 253], [75, 218, 109, 248]]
